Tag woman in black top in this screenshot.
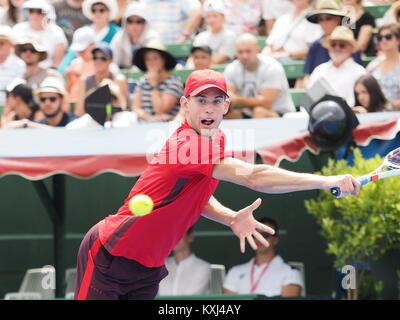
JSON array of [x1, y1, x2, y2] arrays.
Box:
[[1, 80, 43, 128], [342, 0, 376, 56]]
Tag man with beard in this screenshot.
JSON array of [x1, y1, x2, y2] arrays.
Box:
[[35, 76, 78, 127], [307, 26, 366, 107]]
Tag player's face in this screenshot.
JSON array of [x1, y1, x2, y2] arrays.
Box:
[[181, 87, 230, 137]]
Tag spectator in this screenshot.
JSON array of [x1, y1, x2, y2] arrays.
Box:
[[0, 0, 25, 26], [12, 0, 68, 69], [34, 76, 79, 127], [302, 0, 363, 87], [224, 33, 296, 119], [110, 1, 160, 70], [308, 26, 366, 107], [191, 45, 213, 70], [223, 217, 304, 297], [15, 35, 64, 91], [64, 27, 96, 103], [57, 0, 120, 73], [353, 74, 392, 113], [263, 0, 322, 60], [341, 0, 376, 56], [262, 0, 294, 35], [75, 42, 128, 115], [131, 41, 183, 122], [191, 0, 236, 65], [53, 0, 91, 44], [366, 23, 400, 110], [0, 78, 43, 129], [0, 25, 25, 106], [158, 227, 211, 296], [142, 0, 202, 44], [224, 0, 264, 36]]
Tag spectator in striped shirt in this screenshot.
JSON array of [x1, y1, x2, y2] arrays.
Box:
[[131, 41, 184, 122]]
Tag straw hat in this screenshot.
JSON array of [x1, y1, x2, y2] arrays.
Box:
[[15, 35, 48, 61], [133, 41, 177, 72], [35, 77, 67, 98], [306, 0, 347, 24], [322, 26, 359, 52]]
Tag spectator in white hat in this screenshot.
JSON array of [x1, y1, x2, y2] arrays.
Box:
[[191, 0, 236, 66], [15, 35, 64, 91], [12, 0, 68, 69], [0, 25, 26, 106], [65, 27, 97, 103], [110, 1, 160, 69]]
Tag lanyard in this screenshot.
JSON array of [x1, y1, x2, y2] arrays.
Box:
[[250, 258, 273, 294]]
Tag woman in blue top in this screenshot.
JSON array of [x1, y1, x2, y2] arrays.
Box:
[[58, 0, 120, 74]]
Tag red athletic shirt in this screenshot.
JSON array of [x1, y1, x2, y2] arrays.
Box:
[[98, 121, 226, 267]]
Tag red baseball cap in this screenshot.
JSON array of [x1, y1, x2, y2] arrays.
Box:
[[184, 69, 228, 97]]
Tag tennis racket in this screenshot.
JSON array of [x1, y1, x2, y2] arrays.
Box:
[[331, 147, 400, 197]]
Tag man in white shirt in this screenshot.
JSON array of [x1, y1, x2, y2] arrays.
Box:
[[0, 26, 26, 105], [223, 217, 304, 297], [308, 26, 366, 107], [224, 33, 296, 119], [158, 227, 211, 296]]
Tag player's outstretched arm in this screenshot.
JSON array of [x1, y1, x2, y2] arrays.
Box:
[[202, 196, 275, 253], [212, 157, 360, 198]]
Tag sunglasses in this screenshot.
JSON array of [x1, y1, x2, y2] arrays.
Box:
[[20, 47, 37, 53], [91, 7, 108, 14], [126, 18, 145, 25], [318, 15, 334, 23], [28, 8, 43, 14], [39, 96, 58, 103], [330, 41, 349, 49], [377, 34, 394, 42], [93, 55, 108, 61]]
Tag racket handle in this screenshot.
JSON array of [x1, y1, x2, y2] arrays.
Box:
[[330, 187, 340, 197]]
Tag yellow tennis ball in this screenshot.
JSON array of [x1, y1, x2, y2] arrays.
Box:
[[128, 194, 154, 216]]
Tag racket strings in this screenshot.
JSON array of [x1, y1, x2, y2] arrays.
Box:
[[387, 148, 400, 169]]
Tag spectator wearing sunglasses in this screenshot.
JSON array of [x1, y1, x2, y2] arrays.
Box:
[[223, 217, 304, 298], [308, 26, 366, 107], [366, 23, 400, 110], [301, 0, 363, 88], [110, 1, 160, 70], [12, 0, 68, 69], [15, 35, 64, 91], [75, 42, 128, 115]]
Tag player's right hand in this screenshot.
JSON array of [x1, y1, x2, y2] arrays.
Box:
[[324, 175, 360, 198]]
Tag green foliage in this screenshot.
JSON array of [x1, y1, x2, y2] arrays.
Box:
[[305, 149, 400, 270], [358, 272, 383, 300]]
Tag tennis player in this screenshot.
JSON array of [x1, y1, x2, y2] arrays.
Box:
[[75, 69, 360, 300]]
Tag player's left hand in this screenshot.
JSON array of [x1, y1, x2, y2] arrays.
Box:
[[324, 174, 360, 198], [230, 198, 275, 253]]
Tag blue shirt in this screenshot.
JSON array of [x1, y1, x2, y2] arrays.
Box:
[[38, 113, 79, 127], [304, 36, 362, 75]]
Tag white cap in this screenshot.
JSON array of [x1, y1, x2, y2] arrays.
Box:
[[6, 78, 26, 92], [70, 27, 95, 52], [23, 0, 54, 17], [203, 0, 226, 15]]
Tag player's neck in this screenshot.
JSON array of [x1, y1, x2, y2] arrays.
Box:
[[255, 251, 276, 266], [173, 249, 192, 265]]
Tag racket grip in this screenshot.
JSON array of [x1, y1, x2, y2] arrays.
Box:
[[330, 187, 340, 197]]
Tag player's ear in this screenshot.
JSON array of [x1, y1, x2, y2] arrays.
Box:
[[223, 96, 230, 115], [180, 96, 189, 112]]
